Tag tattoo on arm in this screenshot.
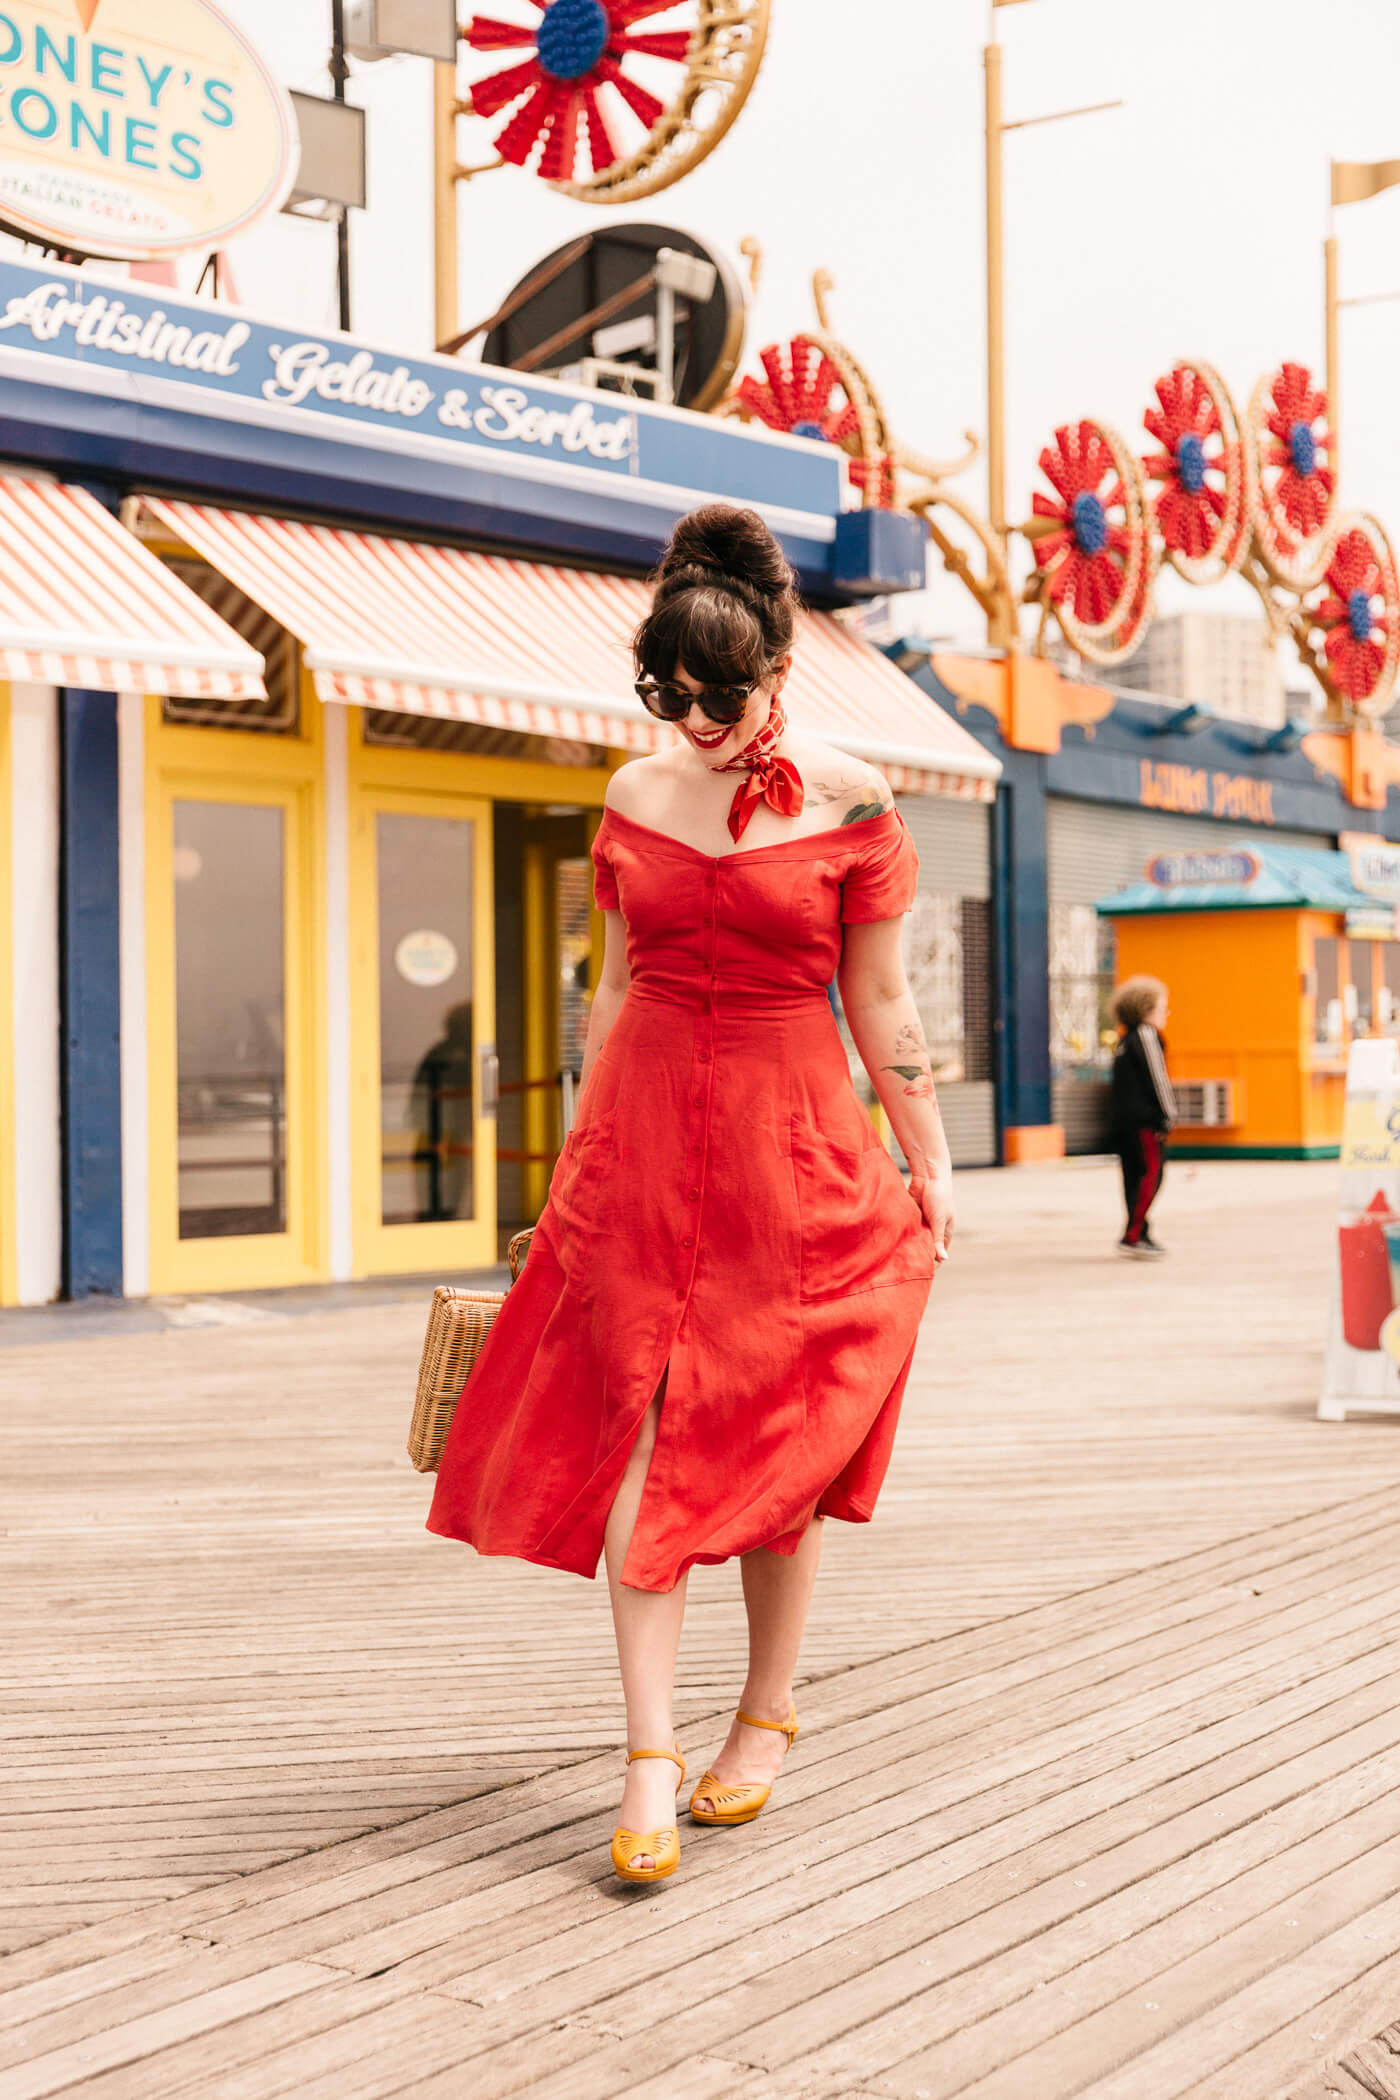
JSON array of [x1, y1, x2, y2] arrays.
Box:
[[883, 1020, 935, 1099], [806, 771, 866, 806], [842, 797, 892, 825]]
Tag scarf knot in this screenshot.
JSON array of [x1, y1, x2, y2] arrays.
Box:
[[715, 696, 804, 842]]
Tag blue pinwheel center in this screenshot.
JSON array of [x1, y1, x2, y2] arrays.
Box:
[[1348, 588, 1374, 643], [1289, 419, 1317, 478], [792, 419, 827, 441], [1175, 431, 1207, 494], [1071, 489, 1109, 556], [537, 0, 609, 80]]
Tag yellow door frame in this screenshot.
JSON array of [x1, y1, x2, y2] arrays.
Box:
[[144, 686, 327, 1294], [0, 682, 16, 1305]]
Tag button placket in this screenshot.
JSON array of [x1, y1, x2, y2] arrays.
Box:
[[675, 859, 719, 1319]]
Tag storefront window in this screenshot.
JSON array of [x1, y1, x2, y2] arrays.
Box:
[[1050, 904, 1117, 1072], [173, 801, 286, 1239], [556, 857, 593, 1079], [1349, 941, 1376, 1038], [1382, 944, 1400, 1034], [377, 813, 476, 1226], [1313, 937, 1343, 1053]]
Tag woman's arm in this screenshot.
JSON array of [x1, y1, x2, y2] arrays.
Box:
[[579, 910, 630, 1096], [837, 916, 954, 1263]]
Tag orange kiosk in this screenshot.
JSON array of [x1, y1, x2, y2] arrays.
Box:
[[1097, 843, 1400, 1158]]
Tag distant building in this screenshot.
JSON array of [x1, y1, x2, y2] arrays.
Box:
[[1108, 613, 1289, 728]]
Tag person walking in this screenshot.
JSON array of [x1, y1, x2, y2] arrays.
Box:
[[1111, 974, 1176, 1257], [428, 504, 952, 1884]]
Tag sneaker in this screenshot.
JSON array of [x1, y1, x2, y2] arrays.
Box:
[[1117, 1236, 1163, 1259], [1137, 1234, 1168, 1258]]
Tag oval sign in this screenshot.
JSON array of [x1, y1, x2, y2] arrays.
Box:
[[0, 1, 299, 261], [395, 930, 460, 990], [1146, 850, 1261, 889]]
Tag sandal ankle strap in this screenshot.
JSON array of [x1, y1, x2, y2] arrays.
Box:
[[737, 1707, 799, 1744], [625, 1743, 685, 1772]]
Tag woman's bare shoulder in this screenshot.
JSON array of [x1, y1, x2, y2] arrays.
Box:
[[787, 736, 894, 826], [603, 752, 681, 817]]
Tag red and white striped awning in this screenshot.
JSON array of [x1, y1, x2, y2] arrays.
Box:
[[0, 477, 265, 699], [139, 499, 999, 800]]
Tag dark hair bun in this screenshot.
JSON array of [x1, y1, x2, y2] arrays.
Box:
[[634, 504, 798, 687], [660, 505, 795, 604]]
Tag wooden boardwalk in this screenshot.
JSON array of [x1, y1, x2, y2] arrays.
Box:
[[4, 1158, 1400, 2098]]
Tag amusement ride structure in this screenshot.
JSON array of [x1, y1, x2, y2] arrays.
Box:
[[425, 2, 1399, 730]]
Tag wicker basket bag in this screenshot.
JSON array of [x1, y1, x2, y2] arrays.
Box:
[[407, 1229, 534, 1473]]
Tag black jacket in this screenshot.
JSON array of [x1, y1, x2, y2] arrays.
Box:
[[1111, 1023, 1176, 1138]]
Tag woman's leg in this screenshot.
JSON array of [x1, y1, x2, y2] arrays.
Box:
[[604, 1379, 688, 1870], [692, 1516, 824, 1810]]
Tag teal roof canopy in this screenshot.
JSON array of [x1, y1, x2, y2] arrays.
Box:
[[1097, 843, 1377, 916]]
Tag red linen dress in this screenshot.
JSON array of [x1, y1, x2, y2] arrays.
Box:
[[427, 803, 936, 1593]]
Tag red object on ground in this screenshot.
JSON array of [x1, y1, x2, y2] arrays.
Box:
[[429, 804, 936, 1593], [1338, 1190, 1396, 1351]]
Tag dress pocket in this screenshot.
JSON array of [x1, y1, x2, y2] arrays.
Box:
[[548, 1112, 616, 1238], [790, 1112, 935, 1303]]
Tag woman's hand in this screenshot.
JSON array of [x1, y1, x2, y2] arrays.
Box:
[[909, 1174, 954, 1264]]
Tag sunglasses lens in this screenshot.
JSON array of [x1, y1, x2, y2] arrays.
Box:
[[704, 687, 750, 724], [635, 681, 688, 720]]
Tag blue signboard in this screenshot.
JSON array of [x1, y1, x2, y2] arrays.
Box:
[[0, 258, 842, 525]]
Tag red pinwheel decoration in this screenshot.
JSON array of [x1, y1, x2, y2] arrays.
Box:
[[1249, 360, 1337, 587], [1141, 360, 1253, 585], [464, 3, 692, 183], [458, 2, 768, 201], [732, 337, 894, 509], [1029, 418, 1155, 663], [1305, 517, 1400, 716]]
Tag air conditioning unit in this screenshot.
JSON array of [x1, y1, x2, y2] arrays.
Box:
[[1174, 1080, 1237, 1129]]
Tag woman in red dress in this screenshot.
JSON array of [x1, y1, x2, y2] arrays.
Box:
[[429, 506, 954, 1882]]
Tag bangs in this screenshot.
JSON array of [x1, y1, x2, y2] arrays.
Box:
[[632, 586, 768, 686]]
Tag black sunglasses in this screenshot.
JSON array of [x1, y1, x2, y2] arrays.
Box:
[[633, 676, 760, 725]]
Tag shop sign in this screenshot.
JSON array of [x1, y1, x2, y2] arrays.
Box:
[[1139, 760, 1276, 826], [0, 257, 841, 514], [1147, 849, 1261, 888], [0, 2, 298, 262], [1349, 842, 1400, 902], [394, 930, 459, 989], [1345, 905, 1400, 939]]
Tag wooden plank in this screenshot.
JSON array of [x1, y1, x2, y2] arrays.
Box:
[[3, 1159, 1400, 2100], [0, 1964, 336, 2100]]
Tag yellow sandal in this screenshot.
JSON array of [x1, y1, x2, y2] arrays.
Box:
[[689, 1707, 799, 1826], [611, 1744, 686, 1884]]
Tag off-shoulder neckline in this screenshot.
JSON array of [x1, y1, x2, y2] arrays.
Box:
[[598, 802, 901, 864]]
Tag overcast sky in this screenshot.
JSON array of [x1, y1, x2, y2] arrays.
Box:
[[15, 1, 1400, 652]]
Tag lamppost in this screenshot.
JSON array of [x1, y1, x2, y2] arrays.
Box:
[[1326, 156, 1400, 490], [982, 0, 1121, 649]]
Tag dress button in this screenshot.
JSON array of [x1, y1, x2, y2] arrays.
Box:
[[698, 1051, 710, 1064], [682, 1233, 694, 1248], [704, 872, 716, 888], [687, 1187, 700, 1201]]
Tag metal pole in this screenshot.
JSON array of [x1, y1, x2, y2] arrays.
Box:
[[1325, 225, 1339, 487], [984, 31, 1011, 649], [655, 280, 675, 404], [330, 0, 350, 332], [433, 58, 460, 350]]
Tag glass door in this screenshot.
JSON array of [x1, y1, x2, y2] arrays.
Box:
[[352, 790, 495, 1273], [147, 774, 322, 1295]]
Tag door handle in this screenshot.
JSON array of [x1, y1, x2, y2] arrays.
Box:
[[479, 1043, 499, 1119]]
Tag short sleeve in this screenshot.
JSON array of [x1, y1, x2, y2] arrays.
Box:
[[591, 821, 620, 911], [840, 812, 919, 923]]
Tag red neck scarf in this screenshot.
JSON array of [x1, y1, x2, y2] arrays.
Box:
[[714, 695, 804, 843]]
